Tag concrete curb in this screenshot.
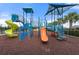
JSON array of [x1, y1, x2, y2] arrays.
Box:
[[65, 34, 79, 39]]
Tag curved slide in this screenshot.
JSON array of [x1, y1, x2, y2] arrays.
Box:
[[56, 24, 64, 40], [5, 20, 19, 37], [40, 27, 48, 42], [47, 25, 64, 40]]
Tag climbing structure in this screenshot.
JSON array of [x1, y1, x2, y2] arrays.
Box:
[[19, 8, 34, 41], [45, 3, 78, 40]]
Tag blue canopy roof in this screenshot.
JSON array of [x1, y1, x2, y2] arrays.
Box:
[[23, 8, 34, 13], [45, 3, 78, 15]]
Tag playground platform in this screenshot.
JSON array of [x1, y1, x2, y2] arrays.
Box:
[[0, 31, 79, 55]]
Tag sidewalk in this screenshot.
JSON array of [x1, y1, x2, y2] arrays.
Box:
[[0, 34, 6, 36], [65, 34, 79, 39]]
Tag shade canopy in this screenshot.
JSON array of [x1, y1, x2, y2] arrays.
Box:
[[45, 3, 78, 15], [11, 14, 19, 22], [23, 8, 34, 13]]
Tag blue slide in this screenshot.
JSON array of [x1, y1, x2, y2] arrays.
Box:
[[56, 24, 64, 40], [47, 24, 64, 40]]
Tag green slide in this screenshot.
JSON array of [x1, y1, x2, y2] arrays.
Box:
[[5, 20, 19, 37]]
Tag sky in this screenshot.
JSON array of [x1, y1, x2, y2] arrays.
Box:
[[0, 3, 79, 28], [0, 3, 48, 19], [0, 3, 48, 27]]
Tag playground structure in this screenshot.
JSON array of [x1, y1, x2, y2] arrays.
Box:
[[45, 3, 78, 40], [0, 3, 79, 55], [5, 7, 48, 42], [5, 8, 34, 41], [4, 3, 79, 41], [18, 8, 34, 41]]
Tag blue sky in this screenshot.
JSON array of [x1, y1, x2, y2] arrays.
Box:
[[0, 3, 48, 20], [0, 3, 79, 27], [0, 3, 79, 20]]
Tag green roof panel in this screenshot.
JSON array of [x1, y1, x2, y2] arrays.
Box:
[[45, 3, 78, 15], [23, 8, 34, 13]]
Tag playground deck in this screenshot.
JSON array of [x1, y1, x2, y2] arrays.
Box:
[[0, 31, 79, 55]]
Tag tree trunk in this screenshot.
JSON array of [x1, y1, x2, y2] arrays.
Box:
[[69, 20, 73, 35], [69, 20, 72, 29]]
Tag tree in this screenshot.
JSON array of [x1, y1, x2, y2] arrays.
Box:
[[64, 12, 79, 30], [48, 12, 79, 30]]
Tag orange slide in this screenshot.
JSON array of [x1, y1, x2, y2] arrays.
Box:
[[40, 27, 48, 42]]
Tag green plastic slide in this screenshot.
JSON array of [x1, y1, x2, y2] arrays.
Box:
[[5, 20, 19, 37]]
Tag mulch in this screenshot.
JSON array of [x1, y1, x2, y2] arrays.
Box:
[[0, 31, 79, 55]]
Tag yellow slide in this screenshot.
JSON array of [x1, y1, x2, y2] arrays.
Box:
[[5, 20, 19, 37], [40, 27, 48, 42]]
